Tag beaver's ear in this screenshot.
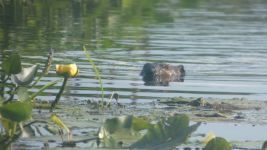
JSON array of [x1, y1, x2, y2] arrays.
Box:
[[178, 65, 185, 75], [177, 65, 184, 70]]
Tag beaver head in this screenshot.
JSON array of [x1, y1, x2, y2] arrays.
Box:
[[140, 63, 185, 86]]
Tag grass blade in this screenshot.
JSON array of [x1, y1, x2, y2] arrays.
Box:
[[83, 46, 105, 105]]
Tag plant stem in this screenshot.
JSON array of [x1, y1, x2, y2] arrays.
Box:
[[31, 48, 54, 87], [30, 79, 62, 101], [83, 46, 105, 107], [50, 77, 68, 112]]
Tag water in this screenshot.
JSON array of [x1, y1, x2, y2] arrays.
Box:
[[2, 1, 267, 148], [1, 0, 267, 103]]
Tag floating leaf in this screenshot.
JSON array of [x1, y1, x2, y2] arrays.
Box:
[[0, 101, 32, 122], [11, 64, 39, 86], [51, 114, 70, 133], [131, 114, 200, 149], [2, 53, 22, 75], [98, 115, 200, 149], [204, 137, 232, 150], [98, 116, 150, 148]]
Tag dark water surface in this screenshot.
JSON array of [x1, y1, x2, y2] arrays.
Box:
[[1, 0, 267, 103]]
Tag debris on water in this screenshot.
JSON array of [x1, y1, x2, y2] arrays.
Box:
[[62, 141, 76, 147], [195, 112, 228, 118]]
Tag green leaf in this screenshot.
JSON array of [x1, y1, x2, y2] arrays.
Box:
[[262, 141, 267, 149], [99, 116, 152, 148], [0, 101, 32, 122], [2, 53, 22, 75], [204, 137, 232, 150], [83, 46, 105, 104], [50, 114, 70, 132], [30, 79, 63, 100], [11, 64, 39, 86], [0, 96, 4, 103], [98, 115, 200, 149], [131, 114, 200, 149]]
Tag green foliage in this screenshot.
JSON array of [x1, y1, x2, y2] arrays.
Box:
[[0, 50, 57, 145], [2, 53, 22, 75], [0, 101, 32, 122], [131, 114, 200, 149], [98, 115, 200, 149], [262, 140, 267, 150], [204, 137, 232, 150], [50, 114, 70, 133], [30, 79, 62, 100], [83, 46, 105, 104]]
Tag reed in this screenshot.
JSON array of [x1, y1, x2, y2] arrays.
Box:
[[83, 46, 105, 106]]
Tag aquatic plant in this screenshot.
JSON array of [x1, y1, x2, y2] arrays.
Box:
[[262, 141, 267, 150], [83, 46, 105, 107], [50, 63, 79, 111], [0, 50, 58, 147], [50, 114, 75, 147], [98, 114, 200, 149], [204, 137, 232, 150]]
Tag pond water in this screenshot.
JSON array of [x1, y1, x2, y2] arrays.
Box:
[[1, 0, 267, 103], [1, 0, 267, 148]]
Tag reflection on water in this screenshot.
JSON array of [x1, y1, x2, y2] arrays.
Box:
[[1, 0, 267, 103]]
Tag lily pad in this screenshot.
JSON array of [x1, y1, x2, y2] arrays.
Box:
[[11, 64, 39, 86], [204, 137, 232, 150], [0, 101, 32, 122], [98, 115, 151, 148], [131, 114, 200, 150], [98, 114, 200, 149]]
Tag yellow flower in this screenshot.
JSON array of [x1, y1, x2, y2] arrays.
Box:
[[202, 131, 216, 145], [56, 64, 79, 78]]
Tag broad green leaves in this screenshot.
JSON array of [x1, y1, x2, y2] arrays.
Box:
[[98, 114, 200, 149], [204, 137, 232, 150], [0, 101, 32, 122], [2, 53, 22, 75]]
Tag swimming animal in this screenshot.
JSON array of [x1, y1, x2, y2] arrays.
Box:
[[140, 63, 185, 86]]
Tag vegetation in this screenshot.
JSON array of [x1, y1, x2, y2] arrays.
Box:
[[0, 50, 57, 148], [83, 46, 105, 106], [0, 49, 236, 149]]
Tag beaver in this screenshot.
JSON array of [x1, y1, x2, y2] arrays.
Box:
[[140, 63, 185, 86]]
